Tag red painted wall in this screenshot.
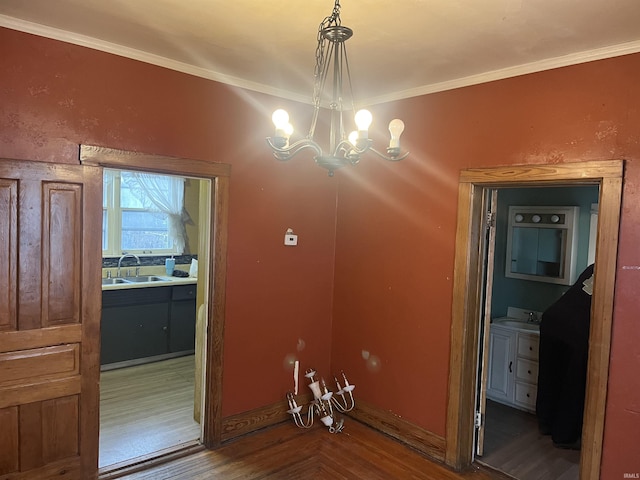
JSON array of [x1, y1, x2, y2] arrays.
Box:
[[0, 27, 337, 416], [331, 56, 640, 476], [2, 26, 639, 476]]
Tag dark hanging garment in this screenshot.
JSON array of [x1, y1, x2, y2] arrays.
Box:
[[536, 264, 594, 448]]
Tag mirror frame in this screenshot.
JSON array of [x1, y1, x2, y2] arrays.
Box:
[[505, 205, 579, 285]]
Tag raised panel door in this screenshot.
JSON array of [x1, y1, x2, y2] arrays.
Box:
[[0, 159, 101, 479]]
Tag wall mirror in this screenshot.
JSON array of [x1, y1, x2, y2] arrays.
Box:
[[505, 205, 579, 285]]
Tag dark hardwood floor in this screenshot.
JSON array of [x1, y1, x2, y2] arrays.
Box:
[[116, 420, 508, 480], [101, 361, 578, 479]]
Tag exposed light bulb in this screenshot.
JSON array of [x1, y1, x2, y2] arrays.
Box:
[[272, 109, 290, 129], [272, 109, 293, 140], [271, 109, 292, 148], [348, 131, 358, 147], [354, 109, 373, 137], [388, 119, 405, 149]]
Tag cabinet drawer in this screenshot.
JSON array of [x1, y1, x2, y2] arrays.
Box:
[[172, 284, 197, 300], [103, 286, 171, 307], [516, 358, 538, 384], [517, 334, 539, 360], [515, 382, 537, 409]]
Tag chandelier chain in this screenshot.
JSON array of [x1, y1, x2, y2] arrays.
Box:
[[313, 0, 342, 110]]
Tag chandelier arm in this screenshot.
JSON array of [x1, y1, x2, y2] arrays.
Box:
[[340, 41, 357, 113], [266, 138, 323, 160], [308, 103, 321, 140], [331, 139, 361, 158], [330, 45, 342, 153], [368, 146, 410, 162]]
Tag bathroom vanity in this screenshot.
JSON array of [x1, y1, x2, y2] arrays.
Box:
[[487, 318, 540, 413]]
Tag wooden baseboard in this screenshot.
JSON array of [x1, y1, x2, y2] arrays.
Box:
[[220, 395, 311, 442], [347, 400, 446, 462], [221, 397, 445, 463]]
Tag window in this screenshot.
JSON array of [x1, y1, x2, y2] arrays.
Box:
[[103, 169, 185, 256]]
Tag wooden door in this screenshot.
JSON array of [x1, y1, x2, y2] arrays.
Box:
[[0, 159, 101, 479], [474, 189, 498, 457]]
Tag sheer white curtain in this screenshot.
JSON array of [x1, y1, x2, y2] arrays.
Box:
[[125, 172, 187, 254]]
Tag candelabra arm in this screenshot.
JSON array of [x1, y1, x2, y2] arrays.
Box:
[[288, 404, 315, 429], [331, 386, 356, 413]]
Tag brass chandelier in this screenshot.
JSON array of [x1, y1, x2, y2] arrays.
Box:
[[267, 0, 408, 176]]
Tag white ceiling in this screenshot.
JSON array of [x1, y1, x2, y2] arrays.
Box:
[[1, 0, 640, 105]]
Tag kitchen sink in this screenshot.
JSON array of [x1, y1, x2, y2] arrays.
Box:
[[102, 278, 128, 285], [119, 275, 166, 283], [102, 275, 169, 285]]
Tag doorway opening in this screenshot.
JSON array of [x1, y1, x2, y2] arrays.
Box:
[[444, 160, 623, 480], [98, 171, 210, 469], [79, 145, 230, 477], [474, 184, 598, 479]]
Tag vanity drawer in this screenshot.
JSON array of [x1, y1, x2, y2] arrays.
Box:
[[517, 334, 539, 361], [516, 358, 539, 384], [515, 382, 537, 410]]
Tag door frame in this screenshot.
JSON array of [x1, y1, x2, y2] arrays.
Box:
[[80, 145, 230, 449], [444, 160, 623, 479]]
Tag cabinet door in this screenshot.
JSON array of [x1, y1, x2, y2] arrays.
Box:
[[486, 328, 515, 403], [101, 306, 138, 364], [134, 304, 170, 358], [169, 284, 196, 353], [101, 302, 169, 364], [169, 299, 196, 353]]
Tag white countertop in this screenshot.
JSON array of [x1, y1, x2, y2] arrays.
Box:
[[102, 275, 197, 291], [492, 317, 540, 334], [101, 264, 197, 291]]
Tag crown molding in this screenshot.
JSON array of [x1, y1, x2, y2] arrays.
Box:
[[0, 15, 310, 104], [3, 14, 640, 106], [365, 40, 640, 105]]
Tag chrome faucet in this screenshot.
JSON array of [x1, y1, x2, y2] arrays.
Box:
[[117, 253, 141, 277], [527, 311, 538, 324]]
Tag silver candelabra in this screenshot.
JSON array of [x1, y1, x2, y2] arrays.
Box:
[[286, 368, 356, 433]]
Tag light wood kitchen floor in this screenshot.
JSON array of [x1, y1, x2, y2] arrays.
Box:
[[480, 400, 580, 480], [99, 355, 201, 469]]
